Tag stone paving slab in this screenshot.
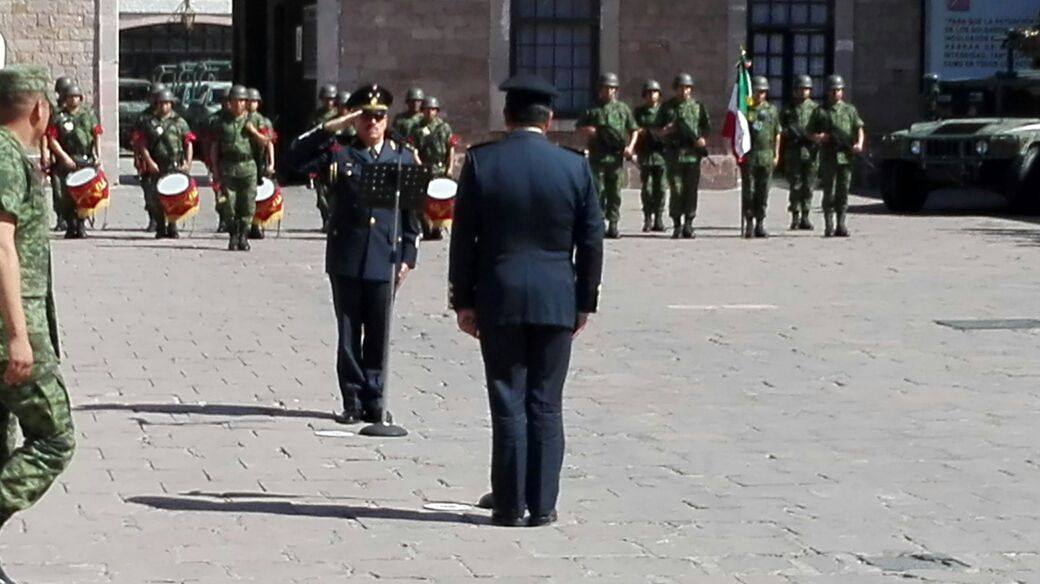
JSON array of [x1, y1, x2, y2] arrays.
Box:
[[0, 174, 1038, 583]]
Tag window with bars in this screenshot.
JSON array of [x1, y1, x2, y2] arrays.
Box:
[[748, 0, 834, 102], [120, 24, 233, 79], [510, 0, 600, 118]]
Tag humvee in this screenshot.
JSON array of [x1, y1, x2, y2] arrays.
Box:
[[879, 23, 1040, 213]]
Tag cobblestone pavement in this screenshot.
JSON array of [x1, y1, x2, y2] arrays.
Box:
[[2, 173, 1039, 583]]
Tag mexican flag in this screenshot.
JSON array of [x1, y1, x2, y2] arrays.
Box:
[[722, 50, 753, 162]]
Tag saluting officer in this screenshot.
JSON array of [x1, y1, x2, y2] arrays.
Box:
[[449, 74, 604, 527], [809, 75, 865, 237], [659, 73, 711, 239], [576, 72, 638, 239], [132, 89, 196, 239], [781, 75, 819, 231], [288, 84, 421, 426], [210, 85, 271, 251], [739, 76, 781, 239], [633, 79, 668, 232], [46, 84, 102, 239], [391, 87, 425, 139]]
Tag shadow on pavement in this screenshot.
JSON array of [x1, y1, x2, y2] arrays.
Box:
[[958, 226, 1040, 247], [126, 495, 488, 525], [77, 402, 337, 421]]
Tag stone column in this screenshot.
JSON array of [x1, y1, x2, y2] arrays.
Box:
[[95, 0, 120, 181], [317, 0, 341, 87]]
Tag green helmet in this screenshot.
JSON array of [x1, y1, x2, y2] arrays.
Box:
[[751, 76, 770, 92], [598, 72, 620, 88], [149, 82, 168, 96], [318, 84, 338, 99], [63, 84, 84, 98], [406, 87, 425, 102], [673, 73, 695, 88], [54, 77, 75, 96], [422, 96, 441, 110], [794, 75, 814, 90], [642, 79, 662, 93], [229, 85, 250, 100], [247, 87, 262, 101], [335, 90, 352, 107], [827, 74, 846, 90], [155, 89, 177, 104]]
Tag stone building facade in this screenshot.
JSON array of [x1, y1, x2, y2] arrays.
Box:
[[0, 0, 119, 172]]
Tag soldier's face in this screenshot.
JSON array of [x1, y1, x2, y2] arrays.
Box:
[[794, 87, 812, 101], [63, 96, 82, 110], [829, 88, 844, 103], [249, 100, 260, 112], [677, 86, 693, 99], [598, 86, 616, 101], [643, 90, 660, 105], [422, 107, 439, 121], [753, 90, 768, 104], [229, 99, 247, 115], [357, 110, 388, 146], [158, 102, 173, 116], [408, 100, 423, 113], [323, 98, 335, 110]]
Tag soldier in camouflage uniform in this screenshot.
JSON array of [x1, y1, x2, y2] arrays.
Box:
[[310, 84, 339, 231], [409, 95, 457, 240], [781, 75, 819, 231], [633, 79, 668, 232], [132, 89, 196, 239], [211, 85, 271, 251], [577, 72, 639, 239], [247, 88, 278, 240], [46, 84, 102, 239], [809, 75, 865, 237], [0, 65, 76, 584], [739, 77, 781, 239], [392, 87, 425, 139], [659, 73, 711, 239], [46, 77, 76, 232]]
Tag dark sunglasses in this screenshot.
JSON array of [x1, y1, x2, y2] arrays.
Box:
[[361, 111, 388, 122]]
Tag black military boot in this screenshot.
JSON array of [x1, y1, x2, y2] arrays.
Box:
[[227, 224, 238, 251], [606, 220, 620, 239], [834, 213, 850, 237], [799, 213, 814, 231], [216, 216, 228, 233], [76, 218, 88, 239], [754, 219, 768, 238], [641, 213, 652, 233], [248, 224, 263, 239], [63, 222, 77, 239], [681, 216, 695, 239], [790, 212, 800, 230], [54, 218, 67, 232], [238, 224, 251, 251], [146, 217, 157, 233], [155, 220, 167, 239], [824, 213, 835, 237], [652, 213, 665, 232], [166, 221, 179, 239], [671, 217, 682, 239], [743, 218, 754, 239]]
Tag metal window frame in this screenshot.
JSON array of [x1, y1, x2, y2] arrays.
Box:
[[509, 0, 602, 118], [746, 0, 836, 103]]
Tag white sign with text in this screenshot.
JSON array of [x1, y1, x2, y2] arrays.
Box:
[[926, 0, 1037, 79]]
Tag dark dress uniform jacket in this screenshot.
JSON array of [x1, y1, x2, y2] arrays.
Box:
[[449, 130, 604, 326], [289, 128, 420, 281]]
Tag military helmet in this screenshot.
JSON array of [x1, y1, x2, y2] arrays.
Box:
[[794, 75, 814, 90], [318, 84, 338, 99], [827, 74, 846, 90], [229, 85, 250, 100], [598, 72, 620, 88], [642, 79, 662, 93], [335, 90, 352, 107], [247, 87, 262, 101], [422, 96, 440, 110], [54, 76, 75, 96], [751, 76, 770, 92], [149, 82, 168, 96], [673, 73, 695, 88], [406, 87, 425, 102], [63, 84, 84, 98], [155, 89, 177, 104]]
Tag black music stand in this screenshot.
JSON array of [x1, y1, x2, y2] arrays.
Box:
[[357, 161, 431, 438]]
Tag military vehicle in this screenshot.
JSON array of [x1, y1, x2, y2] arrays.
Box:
[[879, 21, 1040, 213], [118, 78, 152, 150]]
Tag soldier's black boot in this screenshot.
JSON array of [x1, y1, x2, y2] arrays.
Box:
[[146, 217, 157, 233], [54, 218, 67, 232], [217, 216, 228, 233], [238, 223, 251, 251], [642, 213, 652, 233], [652, 213, 665, 232], [166, 221, 179, 239], [606, 220, 620, 239], [790, 212, 800, 230], [76, 218, 88, 238], [835, 212, 850, 237], [754, 219, 768, 238], [155, 220, 167, 239], [743, 218, 754, 239], [799, 213, 814, 231], [824, 213, 835, 237], [227, 224, 238, 251], [248, 224, 263, 240], [64, 221, 77, 239], [671, 217, 682, 239], [681, 216, 695, 239]]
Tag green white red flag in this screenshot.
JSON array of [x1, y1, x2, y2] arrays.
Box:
[[723, 49, 753, 162]]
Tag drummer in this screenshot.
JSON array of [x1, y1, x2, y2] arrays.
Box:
[[131, 88, 196, 239], [46, 83, 102, 239], [247, 88, 277, 240], [407, 95, 457, 240]]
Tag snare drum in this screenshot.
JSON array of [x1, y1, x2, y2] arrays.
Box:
[[65, 167, 110, 218], [156, 172, 200, 223], [254, 178, 284, 227], [424, 178, 457, 229]]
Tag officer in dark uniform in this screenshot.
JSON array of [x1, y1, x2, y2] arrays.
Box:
[[449, 74, 605, 528], [288, 83, 421, 426]]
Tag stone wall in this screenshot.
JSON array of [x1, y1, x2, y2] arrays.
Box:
[[0, 0, 98, 98]]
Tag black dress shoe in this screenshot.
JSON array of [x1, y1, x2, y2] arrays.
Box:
[[528, 510, 558, 527], [491, 513, 526, 527], [476, 492, 494, 509], [333, 411, 361, 425], [362, 409, 392, 424]]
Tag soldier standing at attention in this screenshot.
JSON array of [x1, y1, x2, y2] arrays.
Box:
[[391, 87, 425, 139], [739, 77, 780, 239], [576, 72, 638, 239], [409, 96, 456, 240], [132, 89, 195, 239], [809, 75, 864, 238], [311, 84, 339, 231], [659, 73, 711, 239], [210, 85, 271, 251], [46, 84, 102, 240], [0, 65, 77, 584], [633, 79, 668, 232], [781, 75, 819, 231], [46, 77, 75, 232]]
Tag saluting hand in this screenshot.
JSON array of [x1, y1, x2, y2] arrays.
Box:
[[3, 336, 33, 386], [456, 309, 479, 339]]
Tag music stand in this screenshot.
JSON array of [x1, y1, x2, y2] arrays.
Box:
[[357, 161, 431, 438]]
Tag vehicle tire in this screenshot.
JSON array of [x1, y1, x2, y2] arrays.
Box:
[[1007, 146, 1040, 214], [881, 160, 928, 212]]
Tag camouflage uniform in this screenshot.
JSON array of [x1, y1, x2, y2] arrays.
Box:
[[251, 111, 276, 178], [409, 117, 455, 178], [311, 107, 339, 226], [133, 110, 194, 232], [47, 106, 101, 229], [808, 97, 864, 235], [0, 119, 76, 529], [392, 112, 423, 141], [634, 101, 668, 229], [577, 99, 638, 225], [212, 109, 259, 248], [660, 95, 711, 236], [781, 96, 819, 229], [741, 98, 780, 236]]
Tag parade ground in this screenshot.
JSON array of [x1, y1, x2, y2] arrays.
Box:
[[3, 177, 1040, 583]]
